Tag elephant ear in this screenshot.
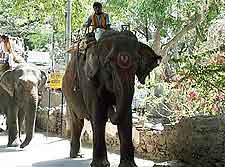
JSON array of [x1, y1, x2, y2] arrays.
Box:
[[136, 42, 162, 84], [0, 70, 15, 96], [84, 46, 99, 79]]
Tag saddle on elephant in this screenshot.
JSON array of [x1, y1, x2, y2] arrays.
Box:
[[66, 32, 97, 55], [65, 32, 97, 86]]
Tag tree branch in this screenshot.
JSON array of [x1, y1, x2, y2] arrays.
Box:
[[161, 13, 203, 63], [152, 27, 161, 55]]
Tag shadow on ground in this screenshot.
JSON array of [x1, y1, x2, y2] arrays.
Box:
[[0, 145, 24, 153], [32, 158, 92, 167], [0, 132, 7, 136]]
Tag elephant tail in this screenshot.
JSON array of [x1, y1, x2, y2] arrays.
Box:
[[20, 85, 38, 148]]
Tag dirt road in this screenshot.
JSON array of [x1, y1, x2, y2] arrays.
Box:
[[0, 133, 154, 167]]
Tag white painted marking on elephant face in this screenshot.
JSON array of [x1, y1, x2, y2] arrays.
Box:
[[157, 59, 161, 65], [120, 55, 129, 63], [112, 105, 117, 112]]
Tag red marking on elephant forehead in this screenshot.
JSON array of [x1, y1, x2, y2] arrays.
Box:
[[117, 52, 132, 70]]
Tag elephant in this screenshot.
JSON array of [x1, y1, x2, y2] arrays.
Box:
[[0, 63, 47, 148], [62, 30, 161, 167]]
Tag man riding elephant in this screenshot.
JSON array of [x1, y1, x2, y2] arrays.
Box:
[[84, 2, 111, 40], [0, 35, 25, 74], [0, 35, 11, 73]]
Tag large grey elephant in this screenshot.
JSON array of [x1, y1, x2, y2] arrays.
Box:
[[62, 30, 161, 167], [0, 63, 47, 148]]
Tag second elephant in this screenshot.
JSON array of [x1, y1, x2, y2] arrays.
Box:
[[0, 63, 47, 148]]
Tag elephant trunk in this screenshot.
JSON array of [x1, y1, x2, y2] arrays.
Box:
[[109, 70, 134, 125], [20, 84, 38, 148]]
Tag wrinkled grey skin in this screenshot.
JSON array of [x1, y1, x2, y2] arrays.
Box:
[[0, 86, 12, 130], [62, 30, 161, 167], [0, 63, 47, 148]]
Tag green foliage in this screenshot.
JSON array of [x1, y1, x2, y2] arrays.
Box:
[[1, 0, 224, 52], [0, 0, 88, 51], [136, 50, 225, 119], [25, 30, 50, 51], [171, 49, 225, 115], [134, 10, 225, 118]]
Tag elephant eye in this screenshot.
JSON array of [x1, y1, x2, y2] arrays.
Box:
[[104, 42, 112, 51]]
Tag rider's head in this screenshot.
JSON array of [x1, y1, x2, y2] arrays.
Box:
[[1, 35, 8, 42], [93, 2, 102, 15]]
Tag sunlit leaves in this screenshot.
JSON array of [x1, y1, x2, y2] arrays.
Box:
[[172, 50, 225, 114]]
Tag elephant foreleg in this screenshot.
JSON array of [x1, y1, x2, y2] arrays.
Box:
[[90, 109, 109, 167], [7, 105, 20, 147], [70, 111, 84, 158], [117, 119, 137, 167]]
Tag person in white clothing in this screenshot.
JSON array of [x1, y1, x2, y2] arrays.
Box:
[[0, 35, 16, 68], [0, 35, 10, 72]]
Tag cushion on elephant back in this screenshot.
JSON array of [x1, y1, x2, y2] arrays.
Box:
[[66, 41, 87, 54], [98, 30, 138, 43], [68, 33, 96, 54], [96, 30, 138, 54]]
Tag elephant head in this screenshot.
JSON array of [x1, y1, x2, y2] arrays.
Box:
[[0, 64, 47, 97], [86, 30, 161, 125], [136, 42, 162, 84]]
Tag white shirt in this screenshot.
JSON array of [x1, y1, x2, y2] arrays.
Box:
[[0, 41, 15, 67], [0, 42, 4, 53]]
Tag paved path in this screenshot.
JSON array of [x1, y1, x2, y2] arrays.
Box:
[[0, 133, 154, 167]]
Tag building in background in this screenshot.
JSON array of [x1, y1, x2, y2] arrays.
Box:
[[26, 51, 51, 72]]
